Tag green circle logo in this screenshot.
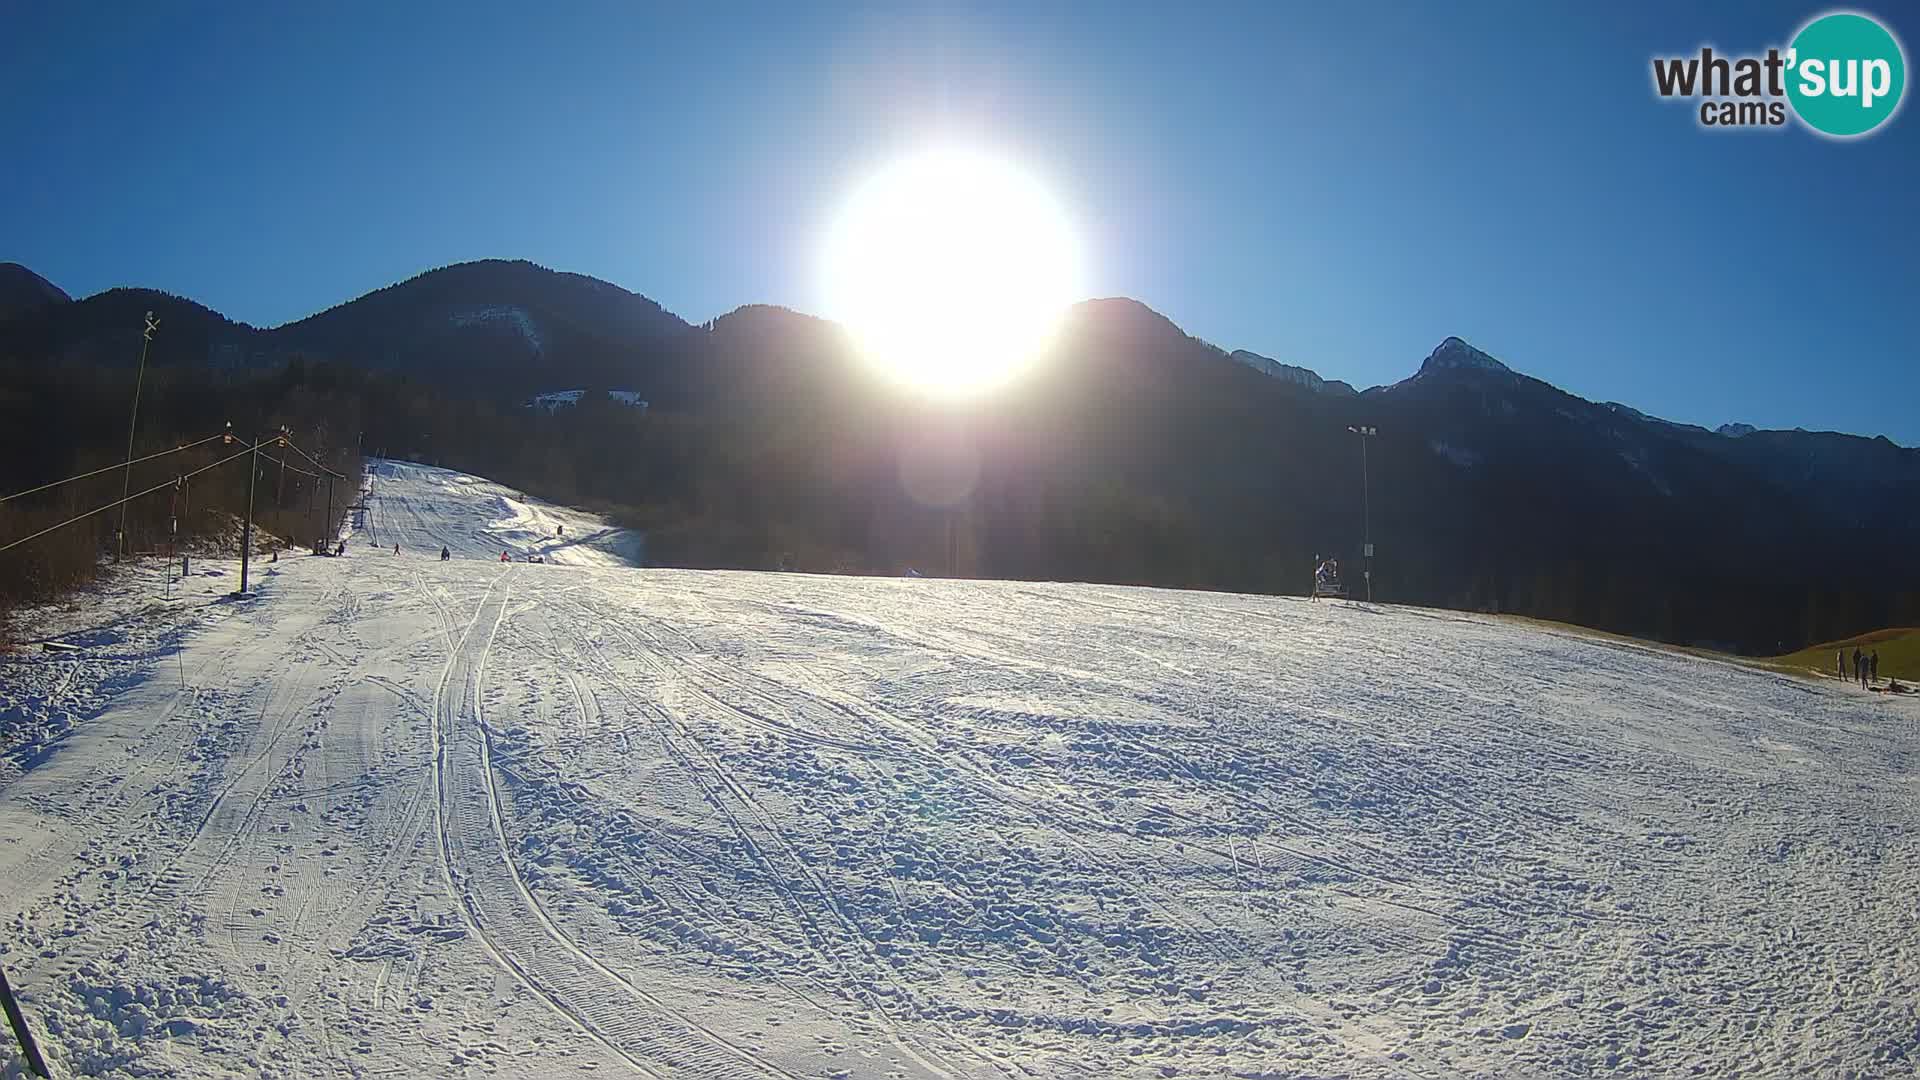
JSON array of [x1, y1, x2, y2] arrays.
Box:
[[1787, 12, 1907, 137]]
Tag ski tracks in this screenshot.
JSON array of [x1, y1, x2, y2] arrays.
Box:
[[569, 609, 990, 1080], [424, 568, 802, 1079]]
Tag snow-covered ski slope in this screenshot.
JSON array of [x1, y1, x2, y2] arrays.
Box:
[[355, 457, 642, 565], [2, 465, 1918, 1079]]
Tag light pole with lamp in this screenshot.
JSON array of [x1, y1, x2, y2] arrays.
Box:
[[1346, 425, 1377, 602]]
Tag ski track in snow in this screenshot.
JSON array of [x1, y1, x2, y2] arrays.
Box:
[[2, 462, 1918, 1078]]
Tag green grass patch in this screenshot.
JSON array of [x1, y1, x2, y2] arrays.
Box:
[[1477, 611, 1920, 686], [1769, 629, 1920, 683]]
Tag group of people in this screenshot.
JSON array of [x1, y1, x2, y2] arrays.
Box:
[[323, 539, 454, 561], [346, 525, 562, 565], [381, 545, 535, 562], [1839, 646, 1882, 688]]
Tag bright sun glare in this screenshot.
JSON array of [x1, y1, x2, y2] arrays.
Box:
[[823, 147, 1083, 396]]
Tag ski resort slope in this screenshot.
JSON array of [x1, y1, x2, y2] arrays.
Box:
[[2, 467, 1919, 1078], [355, 457, 643, 566]]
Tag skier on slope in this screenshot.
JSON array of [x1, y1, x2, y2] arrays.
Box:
[[440, 545, 450, 561]]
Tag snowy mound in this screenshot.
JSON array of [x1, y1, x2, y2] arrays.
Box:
[[525, 388, 587, 411], [449, 304, 544, 351], [525, 389, 649, 412]]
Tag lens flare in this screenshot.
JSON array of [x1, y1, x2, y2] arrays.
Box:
[[822, 146, 1083, 396]]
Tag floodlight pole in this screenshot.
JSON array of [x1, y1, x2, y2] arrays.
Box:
[[239, 435, 260, 594], [1347, 425, 1377, 602], [116, 311, 159, 559]]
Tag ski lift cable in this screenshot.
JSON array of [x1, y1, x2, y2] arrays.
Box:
[[277, 435, 348, 479], [0, 443, 255, 556], [0, 431, 229, 505], [264, 454, 322, 481]]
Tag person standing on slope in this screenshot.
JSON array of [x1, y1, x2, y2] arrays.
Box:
[[1838, 649, 1847, 680], [1870, 650, 1879, 685], [1853, 648, 1863, 685]]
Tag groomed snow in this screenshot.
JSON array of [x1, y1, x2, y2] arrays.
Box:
[[355, 458, 643, 566], [2, 462, 1917, 1078]]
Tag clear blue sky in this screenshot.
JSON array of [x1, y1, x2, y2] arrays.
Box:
[[4, 2, 1916, 441]]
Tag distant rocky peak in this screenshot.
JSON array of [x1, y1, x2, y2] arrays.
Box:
[[1420, 336, 1511, 376], [1716, 422, 1756, 438]]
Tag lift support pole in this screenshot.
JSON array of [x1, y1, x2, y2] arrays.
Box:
[[0, 962, 50, 1078], [239, 435, 261, 595]]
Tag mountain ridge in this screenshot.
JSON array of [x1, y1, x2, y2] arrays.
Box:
[[0, 257, 1892, 448], [0, 262, 72, 321]]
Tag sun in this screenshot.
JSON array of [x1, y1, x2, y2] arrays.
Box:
[[822, 146, 1083, 396]]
